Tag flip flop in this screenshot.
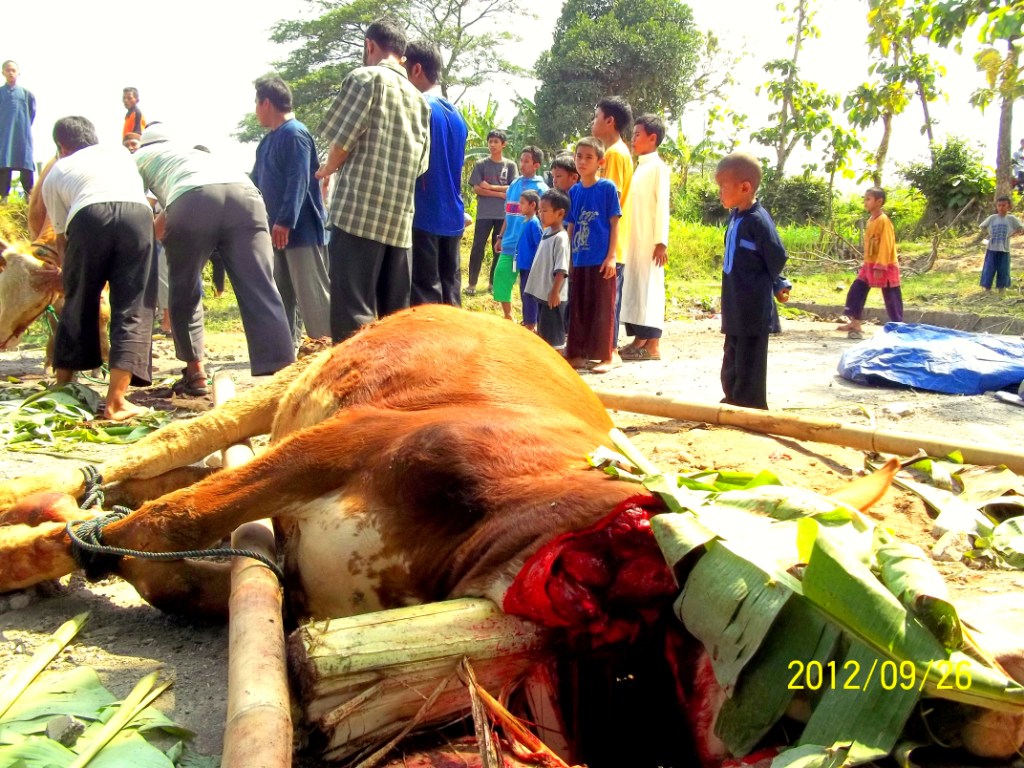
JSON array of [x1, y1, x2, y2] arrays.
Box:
[[623, 347, 661, 361], [847, 330, 865, 340]]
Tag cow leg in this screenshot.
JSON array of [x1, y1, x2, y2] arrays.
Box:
[[0, 352, 322, 514]]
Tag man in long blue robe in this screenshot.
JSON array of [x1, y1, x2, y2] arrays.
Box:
[[0, 60, 36, 203]]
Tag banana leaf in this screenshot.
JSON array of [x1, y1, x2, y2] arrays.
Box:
[[986, 516, 1024, 569], [769, 742, 854, 768]]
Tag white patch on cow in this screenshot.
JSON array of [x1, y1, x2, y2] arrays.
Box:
[[286, 489, 415, 619]]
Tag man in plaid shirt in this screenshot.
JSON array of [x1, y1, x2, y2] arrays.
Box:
[[316, 17, 431, 342]]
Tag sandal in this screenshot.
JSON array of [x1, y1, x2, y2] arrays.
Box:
[[847, 330, 865, 340], [172, 369, 209, 397], [622, 347, 661, 361]]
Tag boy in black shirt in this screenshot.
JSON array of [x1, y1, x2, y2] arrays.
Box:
[[714, 153, 788, 409]]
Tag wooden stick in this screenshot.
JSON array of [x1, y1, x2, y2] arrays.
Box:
[[593, 391, 1023, 473], [216, 372, 292, 768]]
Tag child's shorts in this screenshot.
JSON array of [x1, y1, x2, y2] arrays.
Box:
[[492, 253, 517, 302], [536, 302, 567, 348]]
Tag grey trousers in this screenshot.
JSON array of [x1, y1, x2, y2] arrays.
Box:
[[274, 243, 332, 340], [163, 183, 295, 375]]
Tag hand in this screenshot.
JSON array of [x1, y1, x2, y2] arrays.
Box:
[[314, 164, 334, 181], [600, 256, 616, 279], [774, 289, 791, 303], [653, 244, 668, 267], [272, 224, 291, 250], [154, 212, 167, 243], [494, 240, 502, 254], [548, 289, 561, 309]]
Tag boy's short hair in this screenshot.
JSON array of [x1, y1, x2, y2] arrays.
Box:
[[520, 189, 541, 207], [53, 116, 99, 153], [404, 39, 442, 84], [634, 113, 666, 146], [123, 86, 139, 99], [487, 129, 507, 143], [996, 194, 1012, 204], [521, 145, 544, 165], [254, 75, 293, 112], [575, 136, 606, 160], [596, 96, 633, 135], [541, 188, 571, 214], [716, 152, 762, 190], [550, 153, 578, 176], [2, 60, 18, 70], [866, 186, 887, 204], [366, 17, 407, 56]]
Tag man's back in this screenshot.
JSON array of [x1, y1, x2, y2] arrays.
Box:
[[320, 61, 431, 247], [413, 94, 467, 237]]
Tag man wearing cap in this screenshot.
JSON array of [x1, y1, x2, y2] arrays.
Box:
[[41, 115, 154, 421], [251, 75, 331, 341], [134, 123, 295, 395], [315, 16, 431, 342]]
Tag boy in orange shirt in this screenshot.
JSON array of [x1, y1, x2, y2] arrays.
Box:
[[838, 187, 902, 339]]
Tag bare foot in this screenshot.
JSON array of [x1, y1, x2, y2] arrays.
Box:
[[104, 400, 148, 422], [567, 357, 588, 370], [591, 358, 620, 374], [836, 322, 855, 331]]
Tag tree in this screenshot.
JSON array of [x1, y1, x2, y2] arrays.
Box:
[[844, 60, 911, 186], [532, 0, 701, 147], [237, 0, 528, 143], [750, 0, 839, 177], [862, 0, 945, 157], [927, 0, 1024, 199]]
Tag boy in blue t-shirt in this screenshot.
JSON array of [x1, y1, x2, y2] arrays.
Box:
[[515, 189, 544, 331], [565, 137, 621, 373], [496, 145, 548, 266]]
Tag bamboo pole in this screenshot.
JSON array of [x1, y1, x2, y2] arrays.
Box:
[[216, 372, 292, 768], [593, 391, 1023, 473]]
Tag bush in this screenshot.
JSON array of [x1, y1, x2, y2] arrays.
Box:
[[673, 174, 728, 225], [758, 175, 831, 226], [832, 187, 926, 243], [898, 136, 994, 227]]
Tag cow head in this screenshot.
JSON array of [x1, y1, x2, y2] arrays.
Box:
[[0, 239, 63, 351]]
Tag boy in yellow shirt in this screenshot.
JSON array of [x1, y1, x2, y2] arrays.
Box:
[[838, 187, 903, 339]]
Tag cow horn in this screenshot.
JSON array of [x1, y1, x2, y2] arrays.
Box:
[[0, 237, 9, 254]]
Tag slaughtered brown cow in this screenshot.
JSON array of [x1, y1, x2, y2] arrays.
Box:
[[0, 305, 1021, 766]]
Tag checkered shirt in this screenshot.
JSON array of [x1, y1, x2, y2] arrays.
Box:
[[319, 60, 431, 247]]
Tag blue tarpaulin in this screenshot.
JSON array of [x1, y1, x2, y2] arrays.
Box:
[[837, 323, 1024, 395]]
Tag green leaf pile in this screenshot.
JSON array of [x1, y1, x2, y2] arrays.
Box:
[[0, 382, 168, 453], [599, 434, 1024, 768], [0, 614, 201, 767]]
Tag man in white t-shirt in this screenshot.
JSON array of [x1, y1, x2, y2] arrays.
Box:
[[41, 115, 154, 421]]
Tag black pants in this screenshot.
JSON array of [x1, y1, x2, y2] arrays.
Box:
[[0, 167, 34, 198], [55, 202, 154, 384], [721, 334, 770, 410], [210, 249, 227, 293], [328, 226, 411, 342], [467, 218, 502, 289], [411, 228, 462, 307]]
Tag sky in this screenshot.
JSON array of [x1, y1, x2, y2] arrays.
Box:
[[7, 0, 1023, 186]]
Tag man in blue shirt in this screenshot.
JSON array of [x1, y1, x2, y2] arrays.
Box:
[[0, 61, 35, 204], [404, 40, 468, 306], [251, 75, 331, 340]]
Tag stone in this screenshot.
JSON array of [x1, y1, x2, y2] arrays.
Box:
[[46, 715, 85, 747], [932, 531, 973, 563]]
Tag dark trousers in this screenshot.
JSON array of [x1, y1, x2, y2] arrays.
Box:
[[721, 333, 770, 410], [624, 322, 662, 339], [328, 226, 411, 342], [518, 270, 539, 325], [210, 249, 227, 293], [566, 264, 616, 361], [537, 303, 568, 348], [467, 218, 502, 289], [164, 184, 295, 375], [980, 249, 1011, 289], [614, 262, 625, 347], [844, 278, 904, 322], [56, 202, 154, 385], [0, 168, 34, 198], [411, 228, 462, 307]]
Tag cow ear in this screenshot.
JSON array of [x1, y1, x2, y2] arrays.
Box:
[[0, 253, 6, 272]]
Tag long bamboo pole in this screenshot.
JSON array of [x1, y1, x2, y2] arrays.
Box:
[[217, 372, 292, 768], [593, 391, 1022, 473]]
